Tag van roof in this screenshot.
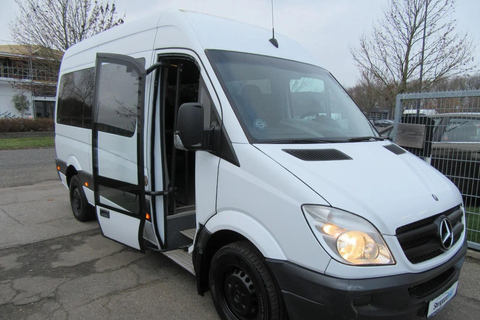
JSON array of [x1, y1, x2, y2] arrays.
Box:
[[61, 9, 320, 72]]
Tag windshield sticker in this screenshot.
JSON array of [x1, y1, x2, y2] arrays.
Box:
[[254, 119, 267, 130]]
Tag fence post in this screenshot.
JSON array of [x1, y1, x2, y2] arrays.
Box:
[[392, 93, 404, 144]]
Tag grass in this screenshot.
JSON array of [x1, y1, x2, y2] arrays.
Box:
[[466, 207, 480, 244], [0, 137, 54, 150]]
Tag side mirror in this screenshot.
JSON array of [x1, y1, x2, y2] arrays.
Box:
[[175, 103, 211, 151]]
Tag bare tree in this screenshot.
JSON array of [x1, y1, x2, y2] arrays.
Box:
[[347, 71, 396, 118], [351, 0, 476, 100], [10, 0, 124, 55], [430, 73, 480, 91], [9, 0, 124, 99]]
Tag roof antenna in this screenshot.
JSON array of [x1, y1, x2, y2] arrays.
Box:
[[269, 0, 279, 48]]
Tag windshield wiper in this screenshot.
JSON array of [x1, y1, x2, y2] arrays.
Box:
[[348, 136, 386, 142]]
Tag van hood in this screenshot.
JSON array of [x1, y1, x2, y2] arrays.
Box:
[[255, 141, 462, 235]]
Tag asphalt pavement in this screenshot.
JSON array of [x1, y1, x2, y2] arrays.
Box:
[[0, 148, 219, 319], [0, 148, 479, 319], [0, 148, 58, 188]]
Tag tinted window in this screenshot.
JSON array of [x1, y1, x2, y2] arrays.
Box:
[[96, 62, 140, 137], [57, 68, 95, 128]]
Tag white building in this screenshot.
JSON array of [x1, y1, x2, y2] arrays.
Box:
[[0, 45, 60, 118]]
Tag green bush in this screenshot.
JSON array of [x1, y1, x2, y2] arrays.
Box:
[[0, 118, 54, 132]]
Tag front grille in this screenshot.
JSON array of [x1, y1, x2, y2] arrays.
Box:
[[409, 267, 455, 298], [396, 205, 464, 264]]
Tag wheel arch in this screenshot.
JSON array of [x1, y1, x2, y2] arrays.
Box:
[[65, 156, 82, 186], [194, 210, 286, 295], [66, 165, 78, 187]]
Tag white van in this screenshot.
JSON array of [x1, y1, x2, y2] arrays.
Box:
[[55, 10, 467, 320]]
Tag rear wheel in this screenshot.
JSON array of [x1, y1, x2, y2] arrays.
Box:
[[69, 175, 95, 222], [209, 241, 286, 320]]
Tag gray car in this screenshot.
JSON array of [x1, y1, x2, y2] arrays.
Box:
[[430, 113, 480, 206]]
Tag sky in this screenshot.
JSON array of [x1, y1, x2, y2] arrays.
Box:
[[1, 0, 479, 88]]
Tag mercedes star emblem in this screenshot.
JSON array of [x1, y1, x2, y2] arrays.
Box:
[[439, 218, 454, 250]]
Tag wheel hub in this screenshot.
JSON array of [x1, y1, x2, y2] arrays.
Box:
[[224, 267, 258, 319], [72, 188, 81, 212]]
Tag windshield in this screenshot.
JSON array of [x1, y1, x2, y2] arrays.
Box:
[[207, 50, 377, 143]]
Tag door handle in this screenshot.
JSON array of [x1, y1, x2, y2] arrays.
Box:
[[100, 208, 110, 218], [145, 187, 175, 196]]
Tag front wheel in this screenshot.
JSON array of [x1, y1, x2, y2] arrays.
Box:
[[209, 241, 286, 320]]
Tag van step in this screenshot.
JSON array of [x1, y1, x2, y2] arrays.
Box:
[[180, 228, 196, 240], [177, 205, 196, 214], [162, 249, 195, 275]]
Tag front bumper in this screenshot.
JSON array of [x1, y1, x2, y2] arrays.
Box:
[[267, 239, 467, 320]]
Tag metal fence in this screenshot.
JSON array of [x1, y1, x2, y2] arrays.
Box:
[[393, 90, 480, 250]]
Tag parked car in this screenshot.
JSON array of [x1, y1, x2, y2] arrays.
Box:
[[430, 113, 480, 205], [374, 119, 394, 127], [385, 113, 479, 205], [403, 109, 438, 116]]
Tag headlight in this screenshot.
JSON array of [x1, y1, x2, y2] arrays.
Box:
[[302, 205, 395, 265]]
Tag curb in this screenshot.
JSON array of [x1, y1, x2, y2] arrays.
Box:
[[467, 249, 480, 260]]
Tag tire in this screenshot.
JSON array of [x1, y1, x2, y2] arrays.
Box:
[[209, 241, 286, 320], [69, 175, 95, 222]]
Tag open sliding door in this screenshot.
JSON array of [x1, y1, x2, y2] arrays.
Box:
[[92, 53, 146, 251]]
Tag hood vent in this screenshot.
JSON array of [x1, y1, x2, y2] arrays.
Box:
[[384, 144, 406, 155], [283, 149, 352, 161]]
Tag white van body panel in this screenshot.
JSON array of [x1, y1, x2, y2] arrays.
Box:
[[56, 127, 91, 176], [204, 210, 287, 261], [182, 11, 319, 66], [195, 151, 220, 227], [55, 126, 93, 205], [215, 144, 332, 272], [255, 141, 462, 236], [97, 132, 138, 185], [97, 207, 141, 250], [59, 14, 162, 73]]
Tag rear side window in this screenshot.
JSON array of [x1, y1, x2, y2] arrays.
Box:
[[57, 68, 95, 128]]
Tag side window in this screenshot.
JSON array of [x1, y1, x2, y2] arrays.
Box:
[[57, 68, 95, 128], [96, 62, 141, 137]]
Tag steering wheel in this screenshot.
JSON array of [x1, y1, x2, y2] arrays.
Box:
[[300, 110, 318, 119], [316, 115, 341, 128]]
